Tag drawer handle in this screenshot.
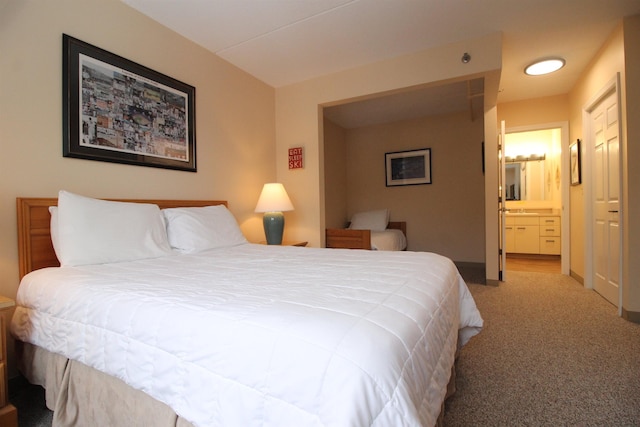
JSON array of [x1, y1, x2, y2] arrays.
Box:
[[546, 240, 556, 243], [608, 210, 619, 213], [517, 227, 526, 230], [545, 228, 555, 231]]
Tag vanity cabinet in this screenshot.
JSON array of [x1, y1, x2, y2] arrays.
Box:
[[505, 219, 515, 252], [506, 216, 539, 254], [506, 215, 560, 255], [539, 216, 561, 255]]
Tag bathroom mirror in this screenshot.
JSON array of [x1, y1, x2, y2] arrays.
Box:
[[505, 159, 545, 201]]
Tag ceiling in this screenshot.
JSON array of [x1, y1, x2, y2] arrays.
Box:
[[324, 78, 485, 128], [122, 0, 640, 128]]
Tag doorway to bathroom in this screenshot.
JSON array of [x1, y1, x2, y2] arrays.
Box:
[[505, 254, 561, 273], [503, 122, 569, 275]]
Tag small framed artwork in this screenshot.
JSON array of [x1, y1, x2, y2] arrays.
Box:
[[288, 147, 303, 169], [570, 139, 581, 185], [63, 34, 197, 172], [385, 148, 432, 187]]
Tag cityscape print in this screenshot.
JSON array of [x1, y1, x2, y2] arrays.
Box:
[[80, 54, 189, 162]]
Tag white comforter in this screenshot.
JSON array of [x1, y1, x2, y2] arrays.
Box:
[[371, 229, 407, 251], [11, 244, 482, 427]]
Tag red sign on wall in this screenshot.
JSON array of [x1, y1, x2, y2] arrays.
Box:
[[288, 147, 303, 169]]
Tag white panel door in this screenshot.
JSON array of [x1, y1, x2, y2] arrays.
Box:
[[591, 91, 620, 306]]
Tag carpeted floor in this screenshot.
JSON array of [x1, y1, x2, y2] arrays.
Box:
[[445, 270, 640, 427], [9, 270, 640, 426]]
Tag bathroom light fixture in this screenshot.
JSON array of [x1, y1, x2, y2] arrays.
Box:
[[504, 154, 546, 163], [524, 58, 565, 76]]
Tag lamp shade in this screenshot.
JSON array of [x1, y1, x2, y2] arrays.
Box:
[[255, 183, 294, 213]]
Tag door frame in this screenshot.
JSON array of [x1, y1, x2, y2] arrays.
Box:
[[504, 121, 570, 275], [499, 121, 506, 281], [582, 74, 624, 313]]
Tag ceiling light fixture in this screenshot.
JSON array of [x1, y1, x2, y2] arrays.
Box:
[[524, 58, 565, 76]]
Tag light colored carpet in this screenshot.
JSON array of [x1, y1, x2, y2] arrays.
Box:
[[445, 271, 640, 427]]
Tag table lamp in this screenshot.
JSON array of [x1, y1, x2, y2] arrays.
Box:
[[255, 183, 294, 245]]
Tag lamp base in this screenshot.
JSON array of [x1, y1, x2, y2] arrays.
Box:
[[263, 212, 284, 245]]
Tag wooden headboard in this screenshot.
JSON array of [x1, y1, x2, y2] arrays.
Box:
[[16, 197, 227, 280]]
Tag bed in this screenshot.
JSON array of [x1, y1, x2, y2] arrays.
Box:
[[326, 222, 407, 250], [326, 209, 407, 251], [11, 192, 483, 427]]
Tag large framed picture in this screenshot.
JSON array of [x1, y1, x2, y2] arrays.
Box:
[[63, 34, 197, 172], [385, 148, 432, 186], [570, 139, 581, 185]]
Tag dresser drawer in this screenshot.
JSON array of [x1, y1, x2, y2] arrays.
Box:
[[539, 216, 560, 227], [540, 225, 560, 236], [0, 296, 15, 415], [540, 237, 561, 255], [0, 362, 5, 408]]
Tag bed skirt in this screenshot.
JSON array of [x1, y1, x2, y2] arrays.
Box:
[[16, 341, 195, 427], [16, 341, 456, 427]]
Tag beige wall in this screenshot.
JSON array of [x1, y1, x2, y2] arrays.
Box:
[[323, 118, 348, 229], [334, 111, 485, 262], [276, 33, 502, 251], [622, 15, 640, 315], [498, 95, 570, 128], [0, 0, 276, 306]]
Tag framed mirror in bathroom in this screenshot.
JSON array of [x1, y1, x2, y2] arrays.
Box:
[[505, 157, 545, 201]]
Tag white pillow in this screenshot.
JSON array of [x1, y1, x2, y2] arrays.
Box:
[[49, 206, 61, 262], [163, 205, 247, 253], [349, 209, 389, 231], [55, 191, 172, 266]]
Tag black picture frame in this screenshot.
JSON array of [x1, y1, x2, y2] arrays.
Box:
[[570, 139, 581, 185], [385, 148, 432, 186], [63, 34, 196, 172]]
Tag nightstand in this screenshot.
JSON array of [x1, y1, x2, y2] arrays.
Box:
[[259, 241, 308, 247], [0, 296, 17, 427]]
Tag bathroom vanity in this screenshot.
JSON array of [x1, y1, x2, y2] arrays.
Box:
[[506, 214, 561, 255]]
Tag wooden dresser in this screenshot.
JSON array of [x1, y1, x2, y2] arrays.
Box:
[[0, 296, 17, 427]]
